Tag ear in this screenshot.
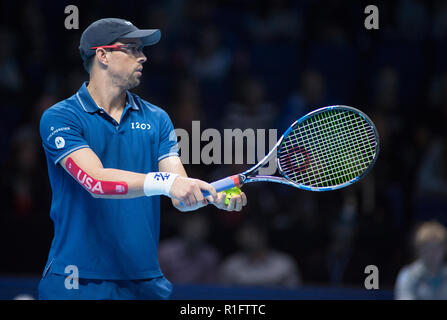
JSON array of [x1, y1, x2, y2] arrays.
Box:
[[95, 48, 109, 68]]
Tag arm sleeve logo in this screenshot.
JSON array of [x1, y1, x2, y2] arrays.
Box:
[[55, 137, 66, 149], [65, 157, 128, 195]]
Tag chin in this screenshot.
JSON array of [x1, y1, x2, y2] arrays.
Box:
[[127, 79, 140, 90]]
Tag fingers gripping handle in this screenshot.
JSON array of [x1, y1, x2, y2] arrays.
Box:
[[203, 175, 241, 197], [179, 175, 241, 207]]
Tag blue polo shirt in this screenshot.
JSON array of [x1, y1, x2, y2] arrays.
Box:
[[39, 82, 179, 280]]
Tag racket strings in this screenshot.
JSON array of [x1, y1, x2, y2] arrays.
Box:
[[278, 109, 377, 188], [280, 124, 375, 171], [279, 129, 375, 165], [319, 114, 373, 183], [299, 112, 374, 186], [300, 112, 373, 186]]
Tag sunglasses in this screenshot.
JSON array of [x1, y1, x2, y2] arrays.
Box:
[[91, 44, 145, 56]]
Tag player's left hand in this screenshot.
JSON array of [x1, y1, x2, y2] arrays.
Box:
[[211, 191, 247, 212], [173, 188, 247, 212]]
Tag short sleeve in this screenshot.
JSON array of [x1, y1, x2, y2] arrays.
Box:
[[157, 110, 179, 162], [40, 106, 90, 164]]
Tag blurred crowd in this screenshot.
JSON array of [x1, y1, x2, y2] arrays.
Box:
[[2, 0, 447, 291], [395, 221, 447, 299]]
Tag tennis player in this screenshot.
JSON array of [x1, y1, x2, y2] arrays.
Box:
[[37, 18, 247, 300]]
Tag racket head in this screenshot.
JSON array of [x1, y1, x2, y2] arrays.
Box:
[[276, 105, 379, 191]]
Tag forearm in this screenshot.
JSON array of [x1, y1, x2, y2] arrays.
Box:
[[90, 167, 146, 199], [62, 151, 215, 204], [63, 154, 174, 199]]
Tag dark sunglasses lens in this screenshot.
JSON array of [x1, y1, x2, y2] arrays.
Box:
[[127, 45, 144, 53]]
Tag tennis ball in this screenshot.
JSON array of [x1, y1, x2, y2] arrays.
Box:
[[223, 187, 242, 206]]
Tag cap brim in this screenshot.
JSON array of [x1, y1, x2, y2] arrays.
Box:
[[120, 29, 161, 46]]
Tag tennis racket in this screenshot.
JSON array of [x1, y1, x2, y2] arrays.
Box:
[[203, 105, 379, 195]]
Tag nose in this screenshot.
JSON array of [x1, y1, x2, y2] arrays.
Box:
[[138, 52, 147, 64]]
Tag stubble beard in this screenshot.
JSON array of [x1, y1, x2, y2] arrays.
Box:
[[111, 71, 140, 90], [127, 74, 140, 90]]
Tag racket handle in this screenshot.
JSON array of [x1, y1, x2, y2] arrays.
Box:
[[203, 175, 241, 197]]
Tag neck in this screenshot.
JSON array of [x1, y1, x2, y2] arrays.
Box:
[[87, 75, 127, 114]]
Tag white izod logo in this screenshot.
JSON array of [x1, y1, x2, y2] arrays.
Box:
[[55, 136, 65, 149], [131, 122, 151, 130]]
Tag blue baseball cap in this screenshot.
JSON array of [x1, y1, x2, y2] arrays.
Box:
[[79, 18, 161, 62]]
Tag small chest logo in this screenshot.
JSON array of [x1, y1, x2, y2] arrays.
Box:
[[131, 122, 151, 130], [55, 136, 65, 149]]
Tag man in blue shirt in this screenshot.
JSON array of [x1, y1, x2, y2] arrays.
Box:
[[38, 18, 247, 300]]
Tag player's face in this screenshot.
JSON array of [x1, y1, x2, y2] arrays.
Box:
[[106, 39, 147, 90]]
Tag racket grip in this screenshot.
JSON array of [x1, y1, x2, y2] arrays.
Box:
[[203, 175, 241, 197]]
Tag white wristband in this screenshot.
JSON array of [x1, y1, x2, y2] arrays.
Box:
[[143, 172, 179, 197]]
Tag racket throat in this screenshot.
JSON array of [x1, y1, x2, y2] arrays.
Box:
[[229, 174, 246, 188], [237, 174, 247, 187]]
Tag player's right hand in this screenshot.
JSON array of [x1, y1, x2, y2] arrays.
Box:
[[169, 176, 218, 209]]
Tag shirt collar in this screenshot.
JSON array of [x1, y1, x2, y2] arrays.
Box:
[[76, 82, 139, 113]]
